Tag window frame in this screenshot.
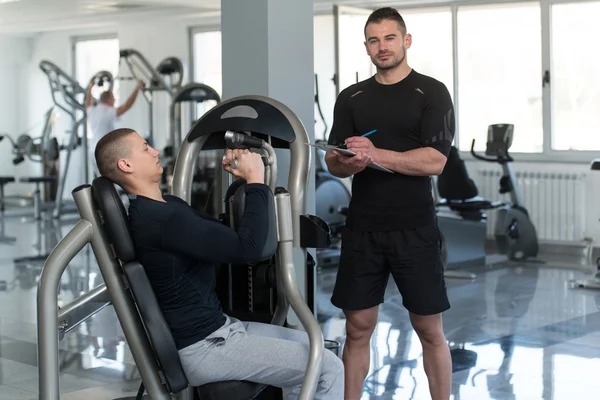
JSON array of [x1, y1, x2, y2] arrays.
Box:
[[187, 0, 599, 164], [71, 33, 119, 86], [189, 25, 221, 84], [71, 33, 120, 137], [188, 25, 222, 121], [403, 0, 600, 163]]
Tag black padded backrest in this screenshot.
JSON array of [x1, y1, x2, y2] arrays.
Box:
[[437, 146, 479, 201], [226, 181, 278, 261], [122, 261, 189, 393], [90, 177, 189, 394], [91, 177, 136, 262]]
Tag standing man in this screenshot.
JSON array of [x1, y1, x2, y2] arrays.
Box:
[[325, 7, 454, 400], [85, 80, 144, 175]]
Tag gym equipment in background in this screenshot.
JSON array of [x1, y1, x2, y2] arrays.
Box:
[[471, 124, 539, 261], [569, 159, 600, 291], [0, 107, 80, 220], [118, 49, 183, 147], [88, 70, 115, 94], [435, 145, 494, 279], [166, 82, 221, 213], [39, 60, 88, 219], [436, 124, 540, 279]]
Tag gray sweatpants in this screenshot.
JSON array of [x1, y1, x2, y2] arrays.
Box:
[[178, 315, 344, 399]]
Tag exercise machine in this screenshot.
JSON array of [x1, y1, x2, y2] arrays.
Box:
[[435, 145, 492, 279], [436, 124, 539, 280], [471, 124, 539, 261], [0, 108, 59, 218], [569, 159, 600, 291], [39, 60, 88, 219], [170, 82, 221, 157], [119, 49, 183, 146], [37, 95, 334, 400], [172, 95, 331, 323], [165, 82, 221, 212]]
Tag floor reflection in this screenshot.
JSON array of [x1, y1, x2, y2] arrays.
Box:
[[317, 258, 600, 399], [2, 213, 600, 399]]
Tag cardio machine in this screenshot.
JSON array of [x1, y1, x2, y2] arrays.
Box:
[[436, 124, 539, 280], [470, 124, 539, 261]]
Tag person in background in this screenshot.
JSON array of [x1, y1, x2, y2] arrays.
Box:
[[85, 79, 144, 175]]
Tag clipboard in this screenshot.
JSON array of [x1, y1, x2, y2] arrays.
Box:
[[307, 143, 394, 174]]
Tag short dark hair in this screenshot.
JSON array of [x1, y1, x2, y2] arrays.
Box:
[[94, 128, 136, 184], [364, 7, 407, 36], [99, 90, 114, 103]]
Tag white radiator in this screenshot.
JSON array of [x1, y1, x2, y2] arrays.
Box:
[[473, 169, 587, 243]]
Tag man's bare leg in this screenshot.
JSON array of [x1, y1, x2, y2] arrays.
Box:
[[342, 305, 379, 400], [409, 312, 452, 400]]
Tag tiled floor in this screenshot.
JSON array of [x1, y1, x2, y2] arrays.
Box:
[[2, 209, 600, 399]]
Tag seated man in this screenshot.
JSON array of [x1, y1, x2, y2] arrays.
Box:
[[94, 128, 344, 399]]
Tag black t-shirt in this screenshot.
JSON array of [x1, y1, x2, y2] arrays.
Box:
[[328, 70, 455, 231], [127, 184, 271, 350]]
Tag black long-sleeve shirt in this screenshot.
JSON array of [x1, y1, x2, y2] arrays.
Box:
[[127, 183, 271, 350]]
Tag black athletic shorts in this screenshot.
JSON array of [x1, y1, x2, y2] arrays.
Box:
[[331, 224, 450, 315]]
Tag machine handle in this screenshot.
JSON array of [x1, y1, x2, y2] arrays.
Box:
[[470, 139, 497, 163], [224, 131, 265, 149]]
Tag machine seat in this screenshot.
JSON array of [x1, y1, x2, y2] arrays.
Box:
[[91, 176, 272, 399], [436, 146, 507, 215], [197, 381, 268, 400], [438, 197, 505, 212], [19, 176, 57, 183]]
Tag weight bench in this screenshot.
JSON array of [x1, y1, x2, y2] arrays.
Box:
[[92, 177, 275, 399], [19, 176, 57, 220]]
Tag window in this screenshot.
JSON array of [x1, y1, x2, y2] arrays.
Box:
[[334, 5, 375, 95], [74, 37, 120, 102], [456, 3, 542, 153], [192, 29, 222, 118], [550, 1, 600, 151], [400, 7, 453, 101]]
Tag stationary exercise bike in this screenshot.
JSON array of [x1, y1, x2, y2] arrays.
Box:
[[470, 124, 539, 261]]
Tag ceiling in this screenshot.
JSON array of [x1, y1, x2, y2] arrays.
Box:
[[0, 0, 218, 34], [0, 0, 451, 35]]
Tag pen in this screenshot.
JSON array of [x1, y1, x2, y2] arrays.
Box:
[[361, 129, 377, 138], [339, 129, 377, 149]]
